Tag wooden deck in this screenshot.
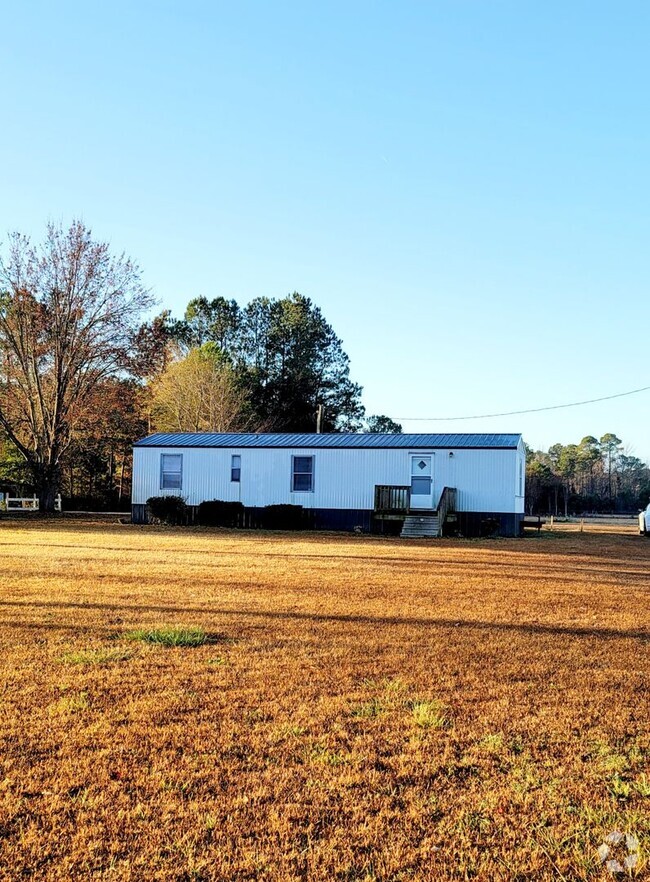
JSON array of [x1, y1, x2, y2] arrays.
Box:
[[373, 485, 457, 524]]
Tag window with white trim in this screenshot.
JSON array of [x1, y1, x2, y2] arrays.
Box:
[[292, 456, 314, 492], [161, 454, 182, 490], [231, 455, 241, 482]]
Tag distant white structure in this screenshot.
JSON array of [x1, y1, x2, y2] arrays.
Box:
[[132, 432, 525, 536], [4, 494, 62, 512]]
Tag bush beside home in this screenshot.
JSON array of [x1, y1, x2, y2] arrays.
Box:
[[197, 500, 244, 527], [146, 496, 189, 525], [144, 498, 311, 530]]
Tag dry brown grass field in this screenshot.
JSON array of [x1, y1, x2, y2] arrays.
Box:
[[0, 520, 648, 881]]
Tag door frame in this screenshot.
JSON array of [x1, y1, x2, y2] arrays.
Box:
[[409, 453, 434, 510]]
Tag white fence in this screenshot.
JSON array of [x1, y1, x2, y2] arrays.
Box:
[[4, 494, 62, 512]]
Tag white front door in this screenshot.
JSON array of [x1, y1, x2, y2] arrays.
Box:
[[410, 455, 434, 509]]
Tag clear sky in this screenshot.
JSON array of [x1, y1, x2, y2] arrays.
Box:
[[2, 1, 649, 460]]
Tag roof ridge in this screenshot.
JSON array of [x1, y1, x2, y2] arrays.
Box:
[[134, 431, 522, 449]]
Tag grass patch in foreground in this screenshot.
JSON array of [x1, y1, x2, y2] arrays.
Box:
[[124, 625, 208, 647], [49, 691, 89, 715], [409, 698, 449, 729]]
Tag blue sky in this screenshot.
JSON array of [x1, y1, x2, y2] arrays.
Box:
[[2, 1, 649, 460]]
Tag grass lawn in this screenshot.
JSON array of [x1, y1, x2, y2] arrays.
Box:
[[0, 521, 647, 880]]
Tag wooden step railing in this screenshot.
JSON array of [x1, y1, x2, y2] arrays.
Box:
[[435, 486, 457, 526], [374, 485, 410, 515]]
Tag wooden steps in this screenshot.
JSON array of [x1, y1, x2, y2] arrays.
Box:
[[400, 515, 441, 538]]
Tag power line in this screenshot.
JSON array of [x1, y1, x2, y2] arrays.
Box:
[[395, 385, 650, 422]]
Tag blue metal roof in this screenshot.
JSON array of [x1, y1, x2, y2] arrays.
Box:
[[134, 432, 521, 449]]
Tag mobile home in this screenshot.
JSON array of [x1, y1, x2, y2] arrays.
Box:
[[132, 432, 525, 536]]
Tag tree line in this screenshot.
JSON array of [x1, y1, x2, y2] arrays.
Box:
[[2, 221, 647, 514], [526, 435, 650, 515], [0, 222, 400, 510]]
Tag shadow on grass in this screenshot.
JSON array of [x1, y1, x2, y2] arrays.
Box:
[[1, 522, 647, 563], [2, 545, 649, 584], [0, 600, 647, 642]]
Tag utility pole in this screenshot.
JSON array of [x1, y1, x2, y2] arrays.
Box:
[[316, 404, 323, 434]]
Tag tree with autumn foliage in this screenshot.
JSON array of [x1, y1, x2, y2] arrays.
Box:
[[0, 221, 152, 509], [59, 378, 149, 507], [150, 344, 249, 433]]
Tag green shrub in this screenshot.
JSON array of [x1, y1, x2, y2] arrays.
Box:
[[146, 495, 188, 525], [197, 500, 244, 527]]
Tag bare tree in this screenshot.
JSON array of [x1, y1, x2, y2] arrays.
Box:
[[150, 345, 249, 433], [0, 221, 153, 509]]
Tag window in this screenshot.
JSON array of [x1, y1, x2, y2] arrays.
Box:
[[161, 454, 182, 490], [518, 460, 524, 496], [231, 455, 241, 482], [292, 455, 314, 491], [411, 477, 431, 495]]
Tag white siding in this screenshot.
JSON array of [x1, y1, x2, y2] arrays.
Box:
[[515, 437, 526, 510], [133, 444, 522, 513]]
